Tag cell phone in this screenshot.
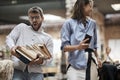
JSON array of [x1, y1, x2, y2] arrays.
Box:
[[84, 34, 92, 43]]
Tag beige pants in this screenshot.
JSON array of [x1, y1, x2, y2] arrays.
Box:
[[67, 66, 86, 80], [90, 60, 98, 80], [67, 52, 98, 80], [89, 52, 99, 80]]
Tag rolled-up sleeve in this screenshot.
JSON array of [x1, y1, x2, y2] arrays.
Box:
[[61, 21, 72, 50]]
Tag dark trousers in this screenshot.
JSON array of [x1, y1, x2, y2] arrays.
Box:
[[100, 63, 117, 80]]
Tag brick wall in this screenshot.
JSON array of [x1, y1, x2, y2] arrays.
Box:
[[105, 25, 120, 46]]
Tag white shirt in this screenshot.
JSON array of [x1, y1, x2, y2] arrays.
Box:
[[6, 23, 53, 73]]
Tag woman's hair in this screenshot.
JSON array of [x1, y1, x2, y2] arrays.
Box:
[[71, 0, 91, 24], [28, 6, 44, 18]]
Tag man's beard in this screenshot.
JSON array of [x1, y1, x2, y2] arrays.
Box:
[[32, 23, 41, 31]]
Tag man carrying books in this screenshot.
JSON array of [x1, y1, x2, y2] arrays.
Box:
[[6, 6, 53, 80]]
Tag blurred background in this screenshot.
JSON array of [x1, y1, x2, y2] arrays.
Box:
[[0, 0, 120, 80]]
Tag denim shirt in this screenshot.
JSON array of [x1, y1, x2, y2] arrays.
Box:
[[61, 18, 97, 69]]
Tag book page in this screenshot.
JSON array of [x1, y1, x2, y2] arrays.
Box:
[[16, 49, 32, 61], [39, 44, 52, 59], [16, 44, 52, 61], [16, 46, 37, 60], [31, 45, 45, 58]]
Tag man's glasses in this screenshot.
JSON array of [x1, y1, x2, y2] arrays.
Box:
[[29, 16, 40, 20]]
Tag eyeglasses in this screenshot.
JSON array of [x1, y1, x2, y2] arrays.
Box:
[[29, 16, 40, 20]]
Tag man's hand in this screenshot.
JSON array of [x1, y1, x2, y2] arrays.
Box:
[[29, 54, 44, 65], [11, 46, 20, 58]]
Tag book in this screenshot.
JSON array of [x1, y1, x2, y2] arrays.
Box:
[[15, 44, 52, 64]]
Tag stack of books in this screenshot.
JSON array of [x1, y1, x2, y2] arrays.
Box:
[[15, 44, 52, 64]]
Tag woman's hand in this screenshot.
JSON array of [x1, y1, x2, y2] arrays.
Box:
[[77, 38, 89, 50], [97, 58, 102, 68], [64, 38, 89, 52]]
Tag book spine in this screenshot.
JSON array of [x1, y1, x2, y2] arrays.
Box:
[[16, 50, 31, 64]]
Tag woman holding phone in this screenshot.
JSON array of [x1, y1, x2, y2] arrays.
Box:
[[61, 0, 101, 80]]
